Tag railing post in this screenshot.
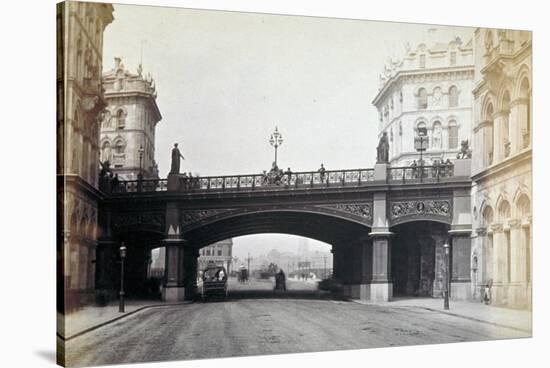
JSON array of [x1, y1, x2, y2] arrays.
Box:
[[237, 176, 240, 191], [252, 175, 256, 190], [358, 171, 361, 187], [402, 168, 405, 184], [295, 174, 298, 188], [310, 174, 314, 188]]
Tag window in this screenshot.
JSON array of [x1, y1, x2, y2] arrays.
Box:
[[116, 109, 125, 129], [419, 54, 426, 68], [448, 120, 458, 149], [520, 78, 531, 148], [432, 121, 442, 149], [114, 140, 125, 154], [502, 91, 511, 158], [417, 122, 427, 137], [218, 250, 222, 256], [206, 249, 211, 256], [486, 103, 494, 165], [101, 141, 111, 162], [449, 86, 459, 107], [418, 88, 428, 109], [450, 51, 457, 66]]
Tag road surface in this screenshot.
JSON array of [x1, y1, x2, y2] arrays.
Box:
[[64, 279, 528, 367]]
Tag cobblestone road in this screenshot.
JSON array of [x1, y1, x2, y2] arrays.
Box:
[[64, 279, 529, 367]]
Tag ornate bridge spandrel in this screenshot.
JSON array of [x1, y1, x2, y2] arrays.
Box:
[[112, 212, 166, 233], [316, 203, 373, 225], [389, 199, 452, 225]]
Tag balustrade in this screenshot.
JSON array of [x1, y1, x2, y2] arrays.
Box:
[[106, 164, 464, 195]]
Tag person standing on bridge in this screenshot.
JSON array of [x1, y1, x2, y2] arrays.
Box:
[[318, 164, 326, 183], [170, 143, 185, 174]]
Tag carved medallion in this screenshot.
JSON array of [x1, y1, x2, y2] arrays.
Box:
[[390, 200, 451, 219]]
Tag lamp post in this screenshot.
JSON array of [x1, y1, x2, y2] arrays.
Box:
[[119, 243, 127, 313], [269, 126, 283, 167], [443, 242, 450, 310], [414, 134, 429, 167]]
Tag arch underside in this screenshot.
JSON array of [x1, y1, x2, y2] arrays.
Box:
[[184, 211, 372, 248]]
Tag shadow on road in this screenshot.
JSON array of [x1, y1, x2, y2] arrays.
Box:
[[225, 289, 346, 301]]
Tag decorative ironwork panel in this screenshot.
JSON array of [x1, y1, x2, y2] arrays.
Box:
[[390, 199, 451, 219], [181, 209, 233, 225], [319, 203, 372, 221], [112, 212, 165, 230]]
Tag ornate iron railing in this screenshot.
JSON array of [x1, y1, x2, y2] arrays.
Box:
[[387, 164, 454, 183], [192, 168, 375, 191], [111, 179, 168, 193], [106, 164, 461, 194]]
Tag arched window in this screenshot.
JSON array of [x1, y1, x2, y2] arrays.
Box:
[[502, 91, 511, 157], [417, 122, 427, 137], [520, 78, 531, 148], [449, 86, 459, 107], [101, 141, 112, 163], [432, 121, 442, 149], [418, 88, 428, 109], [448, 120, 458, 149], [485, 103, 494, 165], [116, 109, 125, 129], [114, 140, 125, 155]]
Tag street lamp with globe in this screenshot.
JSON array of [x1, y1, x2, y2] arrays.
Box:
[[269, 126, 283, 168]]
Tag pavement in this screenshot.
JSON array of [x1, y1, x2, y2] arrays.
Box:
[[62, 288, 531, 367], [58, 278, 531, 342], [352, 297, 532, 333]]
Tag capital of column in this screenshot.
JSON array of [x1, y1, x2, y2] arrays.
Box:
[[508, 218, 522, 229], [510, 97, 529, 108], [161, 238, 188, 247], [368, 229, 394, 238], [490, 223, 504, 233], [475, 226, 487, 236]]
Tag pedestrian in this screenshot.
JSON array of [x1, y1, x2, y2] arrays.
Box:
[[284, 167, 293, 184], [318, 163, 326, 183]]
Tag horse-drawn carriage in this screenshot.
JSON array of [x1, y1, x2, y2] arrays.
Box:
[[200, 265, 228, 301]]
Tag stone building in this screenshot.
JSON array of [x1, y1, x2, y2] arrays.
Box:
[[57, 1, 114, 312], [100, 58, 161, 180], [471, 28, 532, 309], [198, 239, 234, 272], [372, 29, 474, 167]]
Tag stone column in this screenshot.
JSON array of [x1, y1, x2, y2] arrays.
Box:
[[448, 230, 471, 300], [491, 223, 508, 306], [508, 219, 527, 308], [368, 231, 393, 302], [163, 240, 187, 302], [343, 237, 372, 300], [184, 247, 199, 301], [492, 113, 504, 162]]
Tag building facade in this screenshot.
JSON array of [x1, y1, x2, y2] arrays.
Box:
[[198, 239, 234, 272], [372, 29, 474, 167], [57, 1, 114, 312], [471, 28, 532, 309], [100, 58, 161, 180]]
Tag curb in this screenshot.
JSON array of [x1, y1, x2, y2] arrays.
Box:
[[409, 306, 532, 334], [350, 300, 531, 334], [58, 301, 193, 341]]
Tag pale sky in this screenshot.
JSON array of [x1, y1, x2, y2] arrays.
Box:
[[102, 4, 473, 257]]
